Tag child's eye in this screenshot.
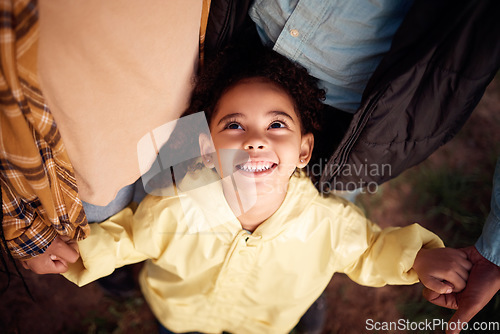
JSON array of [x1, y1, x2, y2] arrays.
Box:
[[269, 121, 286, 129], [225, 122, 243, 130]]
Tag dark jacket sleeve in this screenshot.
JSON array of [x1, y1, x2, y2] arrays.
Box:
[[205, 0, 258, 60]]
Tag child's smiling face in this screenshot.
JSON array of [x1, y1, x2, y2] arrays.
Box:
[[200, 78, 313, 194]]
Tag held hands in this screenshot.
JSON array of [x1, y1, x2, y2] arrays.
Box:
[[21, 235, 80, 274], [413, 247, 472, 294], [423, 246, 500, 334]]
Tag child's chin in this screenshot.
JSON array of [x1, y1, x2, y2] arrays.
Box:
[[236, 175, 289, 195]]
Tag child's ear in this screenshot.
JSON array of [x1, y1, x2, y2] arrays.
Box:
[[199, 133, 215, 168], [298, 133, 314, 168]]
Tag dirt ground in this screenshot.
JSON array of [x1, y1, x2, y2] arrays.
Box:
[[1, 78, 499, 334]]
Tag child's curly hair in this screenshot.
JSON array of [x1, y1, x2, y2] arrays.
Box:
[[144, 45, 327, 190], [184, 44, 325, 134]]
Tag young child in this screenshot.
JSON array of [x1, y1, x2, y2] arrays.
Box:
[[63, 46, 471, 334]]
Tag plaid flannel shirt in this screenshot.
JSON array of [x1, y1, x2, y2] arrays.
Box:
[[0, 0, 89, 260]]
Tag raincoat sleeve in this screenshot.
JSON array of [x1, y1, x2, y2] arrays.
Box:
[[333, 202, 444, 287], [63, 195, 178, 287]]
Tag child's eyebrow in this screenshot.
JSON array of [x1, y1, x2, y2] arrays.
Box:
[[216, 113, 245, 126], [268, 110, 295, 123]]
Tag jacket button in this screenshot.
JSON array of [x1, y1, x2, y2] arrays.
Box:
[[290, 29, 299, 37]]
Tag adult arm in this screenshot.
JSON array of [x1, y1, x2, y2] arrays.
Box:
[[423, 159, 500, 334], [0, 0, 89, 266], [475, 158, 500, 267]]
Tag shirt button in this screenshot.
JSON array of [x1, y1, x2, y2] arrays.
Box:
[[290, 29, 299, 37]]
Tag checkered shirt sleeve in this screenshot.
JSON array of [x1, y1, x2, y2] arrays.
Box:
[[0, 0, 89, 260]]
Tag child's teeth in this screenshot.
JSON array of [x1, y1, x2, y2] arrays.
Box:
[[239, 162, 273, 172]]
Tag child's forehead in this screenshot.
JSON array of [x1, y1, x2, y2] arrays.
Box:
[[218, 77, 295, 107], [223, 77, 287, 96], [227, 77, 295, 99], [206, 77, 305, 129]]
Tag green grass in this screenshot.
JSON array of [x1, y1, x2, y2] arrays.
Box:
[[408, 164, 491, 247]]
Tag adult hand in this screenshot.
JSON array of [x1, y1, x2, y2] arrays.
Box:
[[20, 235, 80, 274], [422, 246, 500, 334]]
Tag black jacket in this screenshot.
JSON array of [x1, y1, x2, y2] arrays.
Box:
[[205, 0, 256, 60], [319, 0, 500, 191]]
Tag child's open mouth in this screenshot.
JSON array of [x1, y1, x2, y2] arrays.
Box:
[[235, 161, 277, 176]]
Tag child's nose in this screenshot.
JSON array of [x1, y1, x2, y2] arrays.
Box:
[[243, 134, 266, 150], [245, 144, 265, 150]]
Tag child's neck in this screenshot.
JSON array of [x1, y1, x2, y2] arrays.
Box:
[[221, 179, 288, 232]]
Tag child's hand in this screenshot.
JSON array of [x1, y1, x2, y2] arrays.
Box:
[[21, 235, 79, 274], [413, 247, 472, 294], [422, 246, 500, 334]]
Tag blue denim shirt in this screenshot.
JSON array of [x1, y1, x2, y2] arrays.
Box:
[[249, 0, 413, 113], [476, 158, 500, 266]]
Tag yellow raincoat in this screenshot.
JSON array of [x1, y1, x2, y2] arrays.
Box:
[[64, 170, 443, 333]]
